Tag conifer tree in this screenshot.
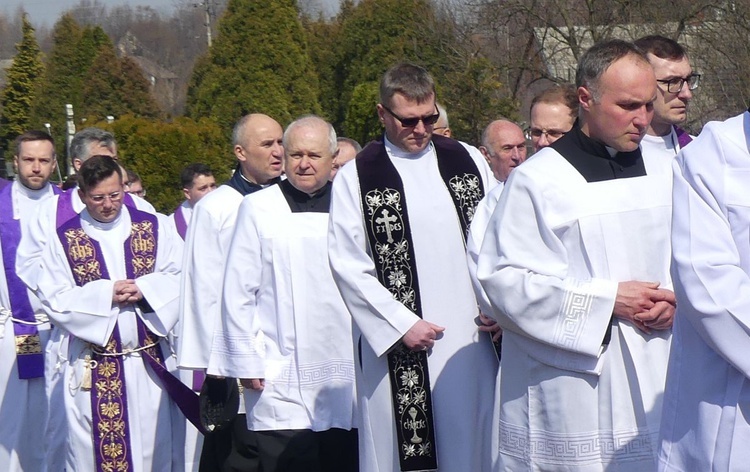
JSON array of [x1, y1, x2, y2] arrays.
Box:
[[186, 0, 321, 134], [80, 42, 161, 121], [28, 14, 83, 160], [0, 15, 44, 153]]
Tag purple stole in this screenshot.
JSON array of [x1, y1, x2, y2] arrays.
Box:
[[173, 204, 188, 240], [57, 206, 203, 471], [355, 135, 485, 471], [674, 125, 692, 149], [0, 183, 60, 379]]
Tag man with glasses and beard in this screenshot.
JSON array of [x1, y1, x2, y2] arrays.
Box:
[[329, 62, 498, 472]]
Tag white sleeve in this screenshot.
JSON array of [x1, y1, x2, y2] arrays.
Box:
[[670, 120, 750, 379], [176, 196, 237, 369], [328, 164, 419, 357], [33, 232, 118, 347], [477, 166, 617, 358], [207, 196, 264, 378], [136, 213, 183, 336]]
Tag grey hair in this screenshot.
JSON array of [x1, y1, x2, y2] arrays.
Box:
[[480, 118, 513, 155], [337, 137, 362, 154], [379, 62, 436, 108], [435, 102, 449, 127], [576, 39, 648, 100], [70, 127, 116, 162], [283, 115, 337, 155], [232, 114, 252, 147]]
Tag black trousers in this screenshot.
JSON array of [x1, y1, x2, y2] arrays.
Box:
[[199, 414, 261, 472], [199, 420, 358, 472], [255, 428, 359, 472]]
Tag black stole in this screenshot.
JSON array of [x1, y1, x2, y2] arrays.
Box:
[[356, 135, 484, 471]]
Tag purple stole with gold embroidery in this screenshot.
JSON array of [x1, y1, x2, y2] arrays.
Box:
[[0, 183, 59, 379], [356, 135, 484, 471], [57, 206, 203, 471]]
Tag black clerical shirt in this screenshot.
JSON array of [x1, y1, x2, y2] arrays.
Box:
[[279, 179, 332, 213], [551, 122, 647, 182]]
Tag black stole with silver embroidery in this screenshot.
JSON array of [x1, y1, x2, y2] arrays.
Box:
[[356, 135, 484, 471]]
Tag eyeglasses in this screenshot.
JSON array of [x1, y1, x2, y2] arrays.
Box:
[[525, 128, 567, 141], [382, 104, 440, 128], [130, 189, 146, 197], [88, 191, 122, 204], [656, 74, 701, 94]]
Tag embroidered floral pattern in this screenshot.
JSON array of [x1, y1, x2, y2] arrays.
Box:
[[64, 227, 101, 285], [393, 345, 433, 459], [448, 173, 483, 232]]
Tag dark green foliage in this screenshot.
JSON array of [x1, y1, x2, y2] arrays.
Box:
[[101, 115, 231, 213], [443, 57, 519, 145], [344, 81, 381, 146], [0, 15, 44, 153], [186, 0, 321, 135], [301, 0, 517, 145], [28, 16, 92, 161], [80, 42, 161, 122]]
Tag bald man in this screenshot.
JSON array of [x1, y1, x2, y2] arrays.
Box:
[[178, 113, 284, 470]]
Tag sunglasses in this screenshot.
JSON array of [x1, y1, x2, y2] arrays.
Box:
[[382, 104, 440, 128]]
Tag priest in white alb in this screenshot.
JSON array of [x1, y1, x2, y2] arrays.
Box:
[[177, 113, 284, 469], [329, 62, 497, 472], [29, 156, 190, 471], [659, 111, 750, 470], [209, 115, 357, 470], [0, 131, 59, 471], [477, 40, 675, 471]]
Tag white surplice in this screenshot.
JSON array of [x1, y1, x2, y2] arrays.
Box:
[[467, 180, 504, 318], [208, 185, 357, 432], [32, 206, 185, 472], [0, 181, 55, 472], [16, 187, 157, 469], [477, 145, 673, 471], [659, 112, 750, 471], [329, 138, 498, 472], [640, 126, 691, 162], [177, 185, 243, 371]]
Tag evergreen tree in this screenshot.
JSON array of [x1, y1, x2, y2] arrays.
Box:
[[80, 42, 161, 121], [0, 15, 44, 153], [29, 21, 114, 173], [28, 15, 83, 161], [186, 0, 321, 134], [120, 56, 161, 118], [102, 115, 230, 213]]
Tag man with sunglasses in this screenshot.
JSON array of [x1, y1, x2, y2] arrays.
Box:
[[635, 35, 699, 158], [329, 62, 497, 472]]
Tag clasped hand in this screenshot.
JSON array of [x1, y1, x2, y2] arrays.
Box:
[[614, 281, 676, 334], [112, 279, 143, 304]]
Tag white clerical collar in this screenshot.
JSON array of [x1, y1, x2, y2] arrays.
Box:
[[384, 135, 433, 159], [83, 206, 124, 231], [14, 180, 53, 200]]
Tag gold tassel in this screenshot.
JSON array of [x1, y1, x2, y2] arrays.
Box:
[[81, 355, 95, 391]]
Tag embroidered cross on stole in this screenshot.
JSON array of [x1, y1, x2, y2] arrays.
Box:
[[356, 135, 484, 471]]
